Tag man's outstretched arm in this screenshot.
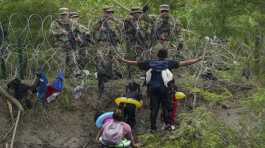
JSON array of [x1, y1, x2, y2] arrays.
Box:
[[179, 57, 202, 67], [119, 58, 138, 65]]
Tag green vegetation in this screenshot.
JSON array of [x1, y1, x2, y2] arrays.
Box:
[[1, 0, 265, 147], [140, 108, 238, 148], [200, 88, 232, 103], [1, 0, 265, 80], [237, 88, 265, 148], [243, 88, 265, 114]]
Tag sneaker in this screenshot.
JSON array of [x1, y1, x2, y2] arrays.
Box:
[[171, 125, 176, 130]]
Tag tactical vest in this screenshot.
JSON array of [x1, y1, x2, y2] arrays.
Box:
[[153, 15, 175, 41], [95, 18, 118, 46]]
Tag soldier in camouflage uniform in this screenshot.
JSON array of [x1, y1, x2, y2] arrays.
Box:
[[50, 8, 78, 78], [123, 7, 154, 78], [92, 6, 120, 97], [151, 4, 184, 60], [69, 11, 92, 70], [123, 7, 147, 54]]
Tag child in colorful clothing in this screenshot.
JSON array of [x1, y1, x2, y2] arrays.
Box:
[[96, 109, 140, 148], [119, 81, 142, 129], [161, 79, 182, 130]]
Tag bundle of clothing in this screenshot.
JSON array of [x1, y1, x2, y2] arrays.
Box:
[[7, 71, 65, 109], [36, 72, 64, 104]]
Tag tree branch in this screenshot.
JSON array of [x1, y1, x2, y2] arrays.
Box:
[[0, 86, 24, 111]]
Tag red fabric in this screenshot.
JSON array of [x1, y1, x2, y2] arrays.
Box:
[[45, 86, 60, 99], [160, 96, 181, 124], [170, 96, 181, 124]]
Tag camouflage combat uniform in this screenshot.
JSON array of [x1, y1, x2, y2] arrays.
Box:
[[123, 7, 154, 78], [92, 7, 120, 96], [70, 11, 92, 70], [151, 4, 184, 60], [50, 8, 78, 78]]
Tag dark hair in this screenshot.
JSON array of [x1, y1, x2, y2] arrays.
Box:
[[127, 81, 140, 92], [94, 111, 104, 122], [157, 49, 168, 59], [112, 109, 123, 121], [7, 78, 21, 89]]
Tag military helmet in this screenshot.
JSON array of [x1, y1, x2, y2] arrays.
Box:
[[160, 4, 170, 11], [103, 6, 114, 12], [59, 7, 69, 15], [130, 7, 143, 14]]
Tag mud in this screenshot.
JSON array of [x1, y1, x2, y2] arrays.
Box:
[[0, 80, 152, 148], [0, 78, 255, 148]]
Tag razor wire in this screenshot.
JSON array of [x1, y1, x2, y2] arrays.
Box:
[[0, 12, 237, 81], [1, 14, 60, 80]]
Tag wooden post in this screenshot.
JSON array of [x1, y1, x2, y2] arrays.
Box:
[[10, 110, 21, 148], [7, 100, 14, 122]]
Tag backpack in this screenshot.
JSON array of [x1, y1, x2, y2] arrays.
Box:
[[102, 121, 124, 144], [145, 60, 174, 87]]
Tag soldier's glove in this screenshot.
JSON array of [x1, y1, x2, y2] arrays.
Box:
[[177, 43, 184, 50], [143, 5, 149, 13]]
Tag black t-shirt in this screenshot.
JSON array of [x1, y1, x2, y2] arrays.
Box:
[[138, 59, 179, 88]]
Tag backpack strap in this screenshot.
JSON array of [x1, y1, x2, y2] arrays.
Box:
[[145, 68, 152, 85]]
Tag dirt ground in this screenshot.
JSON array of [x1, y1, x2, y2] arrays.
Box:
[[0, 80, 153, 148], [0, 88, 97, 148], [0, 78, 255, 148]]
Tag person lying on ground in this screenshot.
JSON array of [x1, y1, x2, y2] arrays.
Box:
[[96, 109, 140, 148], [118, 48, 202, 131]]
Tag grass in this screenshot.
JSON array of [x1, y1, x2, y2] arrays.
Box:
[[241, 88, 265, 114], [180, 76, 233, 104], [139, 108, 239, 148], [200, 88, 233, 103]]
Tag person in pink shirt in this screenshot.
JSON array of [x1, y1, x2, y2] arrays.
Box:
[[96, 109, 140, 148]]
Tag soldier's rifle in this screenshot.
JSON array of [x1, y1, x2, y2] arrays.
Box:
[[101, 17, 118, 47], [125, 17, 148, 51], [73, 26, 93, 47], [65, 24, 77, 50], [135, 18, 149, 50], [57, 20, 77, 50]]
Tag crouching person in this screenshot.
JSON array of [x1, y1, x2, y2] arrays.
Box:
[[96, 109, 140, 148], [7, 78, 34, 109]]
